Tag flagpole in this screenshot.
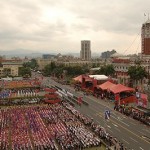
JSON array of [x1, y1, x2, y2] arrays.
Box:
[[144, 13, 147, 23]]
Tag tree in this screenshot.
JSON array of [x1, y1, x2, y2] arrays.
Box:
[[96, 64, 115, 76], [64, 66, 89, 77], [128, 65, 147, 87], [43, 64, 52, 76], [19, 67, 31, 77], [23, 59, 39, 69], [43, 62, 57, 76]]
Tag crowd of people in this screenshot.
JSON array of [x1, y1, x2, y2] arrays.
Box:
[[0, 79, 41, 89], [0, 103, 103, 150], [0, 88, 40, 99], [114, 105, 150, 126], [0, 101, 128, 150], [41, 102, 101, 149], [63, 101, 127, 150]]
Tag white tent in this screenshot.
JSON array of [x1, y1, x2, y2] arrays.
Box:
[[89, 75, 108, 80], [1, 77, 12, 81]]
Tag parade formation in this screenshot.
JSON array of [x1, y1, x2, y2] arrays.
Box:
[[0, 74, 150, 150]]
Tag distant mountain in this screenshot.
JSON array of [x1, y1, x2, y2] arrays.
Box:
[[64, 52, 100, 58], [0, 49, 101, 58], [0, 49, 47, 58]]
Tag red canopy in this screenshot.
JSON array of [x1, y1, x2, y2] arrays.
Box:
[[44, 88, 56, 92], [98, 81, 116, 90], [73, 75, 82, 83], [110, 84, 135, 94], [136, 93, 148, 108], [141, 93, 148, 101], [45, 99, 61, 104], [45, 94, 58, 98]]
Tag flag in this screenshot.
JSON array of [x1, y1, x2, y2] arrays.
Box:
[[9, 90, 12, 98], [78, 96, 83, 105], [105, 110, 110, 120], [115, 94, 120, 101]]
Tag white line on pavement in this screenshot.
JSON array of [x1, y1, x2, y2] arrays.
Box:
[[130, 137, 138, 143], [117, 117, 122, 120], [107, 128, 113, 133], [122, 139, 129, 144], [112, 123, 118, 127], [112, 115, 129, 127], [119, 120, 129, 127], [140, 147, 144, 150], [96, 120, 100, 124], [86, 114, 93, 118], [107, 125, 111, 128], [142, 128, 150, 134], [128, 121, 137, 126], [114, 128, 121, 132], [138, 131, 144, 135]]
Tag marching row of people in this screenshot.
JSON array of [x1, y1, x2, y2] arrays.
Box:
[[63, 101, 127, 150], [43, 103, 101, 149], [0, 100, 130, 150], [0, 103, 102, 150], [114, 105, 150, 126]]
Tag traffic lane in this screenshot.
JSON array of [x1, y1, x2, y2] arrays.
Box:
[[48, 78, 150, 138], [87, 98, 150, 142], [77, 93, 150, 139], [75, 104, 105, 127], [60, 91, 150, 149], [74, 103, 132, 149], [47, 79, 150, 146], [75, 103, 137, 149], [96, 111, 150, 150]]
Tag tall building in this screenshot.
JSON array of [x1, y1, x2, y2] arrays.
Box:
[[141, 17, 150, 55], [80, 40, 91, 60]]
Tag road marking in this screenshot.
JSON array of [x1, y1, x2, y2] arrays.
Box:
[[112, 115, 129, 127], [51, 81, 150, 145], [122, 139, 129, 144], [128, 121, 137, 126], [107, 125, 111, 128], [142, 128, 150, 134], [142, 135, 146, 139], [119, 120, 129, 127], [141, 135, 150, 141], [115, 128, 121, 132], [130, 137, 138, 143], [86, 114, 93, 118], [97, 113, 150, 144], [138, 131, 144, 134], [140, 147, 144, 150], [96, 120, 100, 124], [117, 117, 122, 120], [112, 123, 118, 127], [107, 128, 113, 133]]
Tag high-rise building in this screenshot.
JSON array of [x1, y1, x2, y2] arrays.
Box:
[[141, 17, 150, 55], [80, 40, 91, 60]]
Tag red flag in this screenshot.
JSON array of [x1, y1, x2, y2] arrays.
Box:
[[78, 96, 83, 105], [115, 94, 120, 101]]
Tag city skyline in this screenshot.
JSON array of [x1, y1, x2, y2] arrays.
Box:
[[0, 0, 150, 54]]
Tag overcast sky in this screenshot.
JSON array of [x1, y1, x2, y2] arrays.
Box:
[[0, 0, 150, 54]]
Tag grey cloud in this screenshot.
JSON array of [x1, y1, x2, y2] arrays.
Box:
[[0, 0, 150, 53]]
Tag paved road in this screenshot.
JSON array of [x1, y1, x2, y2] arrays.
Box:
[[42, 77, 150, 150]]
